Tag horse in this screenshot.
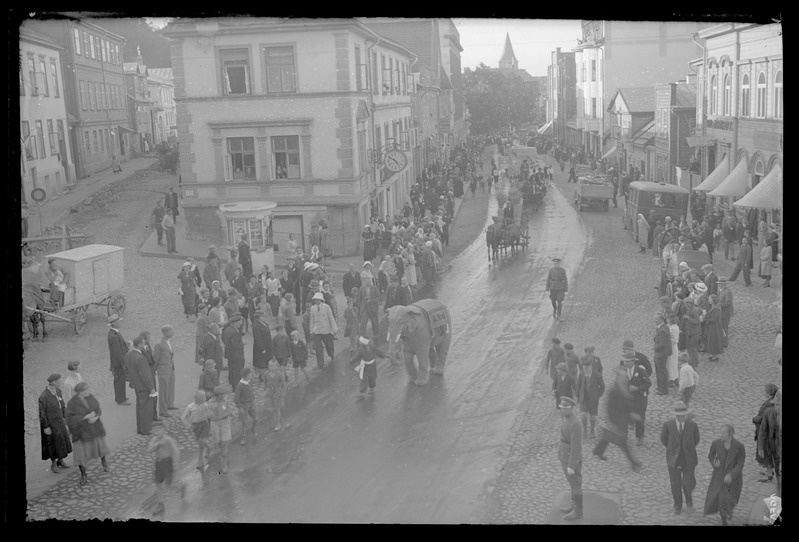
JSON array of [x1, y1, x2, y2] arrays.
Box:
[[486, 223, 500, 262], [502, 222, 522, 255], [22, 283, 55, 341]]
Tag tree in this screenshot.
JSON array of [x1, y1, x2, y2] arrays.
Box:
[[463, 65, 537, 134]]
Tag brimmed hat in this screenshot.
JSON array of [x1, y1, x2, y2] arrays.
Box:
[[308, 263, 320, 270], [678, 262, 690, 270], [717, 276, 728, 283], [622, 340, 634, 349], [304, 262, 313, 270], [253, 309, 267, 318], [694, 283, 708, 293], [701, 264, 713, 270], [197, 302, 207, 310], [47, 373, 62, 383], [673, 401, 690, 415], [228, 314, 243, 323], [425, 240, 433, 247], [362, 261, 373, 267], [312, 292, 325, 302], [559, 396, 577, 408], [227, 288, 238, 295], [108, 314, 123, 325]]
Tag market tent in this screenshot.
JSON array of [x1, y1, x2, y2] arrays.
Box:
[[601, 146, 618, 160], [733, 164, 782, 210], [709, 158, 749, 197], [693, 155, 729, 192]]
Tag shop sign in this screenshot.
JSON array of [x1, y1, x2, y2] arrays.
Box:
[[706, 118, 734, 131]]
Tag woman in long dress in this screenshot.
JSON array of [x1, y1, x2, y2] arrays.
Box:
[[637, 214, 650, 253], [759, 242, 773, 287], [705, 294, 724, 361], [66, 382, 110, 486], [195, 303, 210, 365], [179, 263, 197, 320], [39, 374, 73, 474], [667, 316, 680, 387]]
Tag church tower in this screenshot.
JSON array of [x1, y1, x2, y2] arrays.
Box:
[[498, 33, 518, 70]]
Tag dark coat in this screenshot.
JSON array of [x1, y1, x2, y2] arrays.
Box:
[[222, 324, 245, 363], [654, 323, 673, 360], [141, 344, 158, 383], [165, 191, 179, 215], [290, 340, 308, 364], [704, 438, 746, 515], [704, 272, 719, 296], [627, 364, 651, 415], [200, 332, 223, 365], [604, 384, 633, 436], [396, 284, 413, 306], [705, 305, 724, 355], [125, 349, 155, 392], [39, 388, 72, 460], [577, 370, 605, 414], [252, 319, 273, 369], [736, 243, 752, 269], [107, 328, 128, 372], [343, 271, 362, 298], [660, 418, 700, 469], [273, 333, 291, 360], [553, 373, 577, 401], [66, 394, 106, 443]]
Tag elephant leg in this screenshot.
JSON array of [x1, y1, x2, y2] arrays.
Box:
[[431, 333, 452, 375], [403, 351, 417, 384], [415, 346, 430, 386]]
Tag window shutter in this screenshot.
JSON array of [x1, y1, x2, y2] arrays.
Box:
[[244, 66, 251, 94], [268, 153, 275, 180], [224, 153, 232, 181]]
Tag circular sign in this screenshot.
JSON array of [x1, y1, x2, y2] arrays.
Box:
[[31, 188, 47, 202]]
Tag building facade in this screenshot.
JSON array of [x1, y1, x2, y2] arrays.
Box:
[[146, 68, 177, 145], [548, 47, 576, 146], [654, 80, 696, 185], [162, 18, 415, 257], [605, 87, 654, 175], [124, 60, 156, 154], [573, 20, 706, 158], [19, 24, 75, 203], [35, 19, 131, 179], [437, 19, 467, 155]]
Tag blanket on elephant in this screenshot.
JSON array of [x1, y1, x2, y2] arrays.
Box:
[[411, 299, 449, 338]]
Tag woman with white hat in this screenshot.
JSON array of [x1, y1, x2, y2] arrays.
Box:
[[178, 262, 197, 320]]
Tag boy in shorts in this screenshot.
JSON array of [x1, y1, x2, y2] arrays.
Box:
[[234, 367, 256, 445], [181, 390, 211, 470], [273, 324, 291, 367], [289, 329, 311, 388], [147, 424, 185, 516]]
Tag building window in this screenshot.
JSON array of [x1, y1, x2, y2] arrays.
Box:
[[591, 60, 596, 82], [375, 127, 382, 154], [101, 39, 107, 62], [95, 36, 101, 60], [709, 75, 717, 115], [264, 46, 296, 93], [82, 32, 90, 57], [354, 45, 362, 91], [394, 58, 401, 93], [774, 70, 782, 119], [38, 58, 49, 96], [382, 55, 390, 95], [357, 122, 368, 174], [740, 73, 750, 117], [98, 83, 105, 110], [221, 48, 251, 95], [19, 67, 25, 96], [756, 71, 766, 118], [36, 121, 46, 157], [89, 81, 96, 110], [89, 35, 96, 59], [722, 74, 731, 116], [106, 84, 112, 110], [22, 121, 35, 160], [50, 59, 59, 98], [591, 97, 597, 118], [57, 119, 65, 146], [272, 135, 301, 179], [93, 130, 99, 154], [99, 127, 105, 154], [225, 137, 256, 180], [84, 130, 91, 153], [581, 62, 585, 83], [73, 28, 81, 55], [47, 120, 57, 157], [115, 44, 120, 65], [371, 51, 378, 95], [27, 55, 37, 95], [79, 81, 87, 110], [752, 159, 764, 187]]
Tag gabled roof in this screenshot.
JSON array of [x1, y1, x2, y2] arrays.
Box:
[[123, 62, 148, 76], [148, 67, 174, 81], [631, 119, 656, 146], [610, 87, 655, 114], [498, 33, 518, 68], [674, 83, 697, 108], [19, 25, 64, 50]]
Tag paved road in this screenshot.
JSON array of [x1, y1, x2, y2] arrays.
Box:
[[116, 147, 588, 522], [484, 155, 782, 525]]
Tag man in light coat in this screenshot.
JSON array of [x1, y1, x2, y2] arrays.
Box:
[[153, 325, 177, 417], [660, 401, 700, 514], [126, 336, 156, 435], [310, 292, 338, 370]]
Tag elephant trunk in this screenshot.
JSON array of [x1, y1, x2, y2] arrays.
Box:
[[386, 329, 404, 366]]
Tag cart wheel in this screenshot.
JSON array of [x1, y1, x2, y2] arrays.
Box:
[[73, 307, 87, 334], [107, 294, 127, 316]]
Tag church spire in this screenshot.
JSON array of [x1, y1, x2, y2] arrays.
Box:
[[498, 33, 518, 70]]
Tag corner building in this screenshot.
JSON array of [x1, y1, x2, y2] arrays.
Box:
[[163, 18, 414, 257]]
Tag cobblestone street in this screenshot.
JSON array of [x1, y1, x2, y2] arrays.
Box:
[[483, 155, 782, 525]]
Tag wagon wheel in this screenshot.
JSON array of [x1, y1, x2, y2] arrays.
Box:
[[73, 306, 87, 335], [107, 294, 127, 317]]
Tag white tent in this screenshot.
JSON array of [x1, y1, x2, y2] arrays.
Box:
[[693, 155, 729, 192], [733, 164, 782, 210], [709, 158, 749, 197]]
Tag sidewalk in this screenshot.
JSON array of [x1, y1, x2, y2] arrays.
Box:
[[26, 157, 160, 237]]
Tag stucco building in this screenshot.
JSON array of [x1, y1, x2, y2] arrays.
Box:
[[162, 18, 415, 257], [146, 67, 177, 145]]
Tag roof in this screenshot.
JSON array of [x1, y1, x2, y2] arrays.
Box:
[[628, 181, 689, 194], [19, 25, 64, 50], [48, 244, 124, 262], [124, 62, 148, 76], [363, 20, 437, 75], [499, 33, 518, 68], [631, 120, 656, 146], [147, 67, 174, 82], [613, 87, 655, 113], [674, 83, 697, 108]]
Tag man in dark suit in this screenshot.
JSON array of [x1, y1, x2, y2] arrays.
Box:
[[545, 257, 568, 321], [653, 314, 673, 395], [703, 264, 719, 296], [660, 401, 700, 514], [577, 359, 605, 439], [139, 331, 161, 422], [343, 264, 362, 302], [153, 325, 177, 417], [201, 323, 224, 376], [396, 276, 414, 306], [623, 353, 651, 446], [620, 339, 653, 376], [164, 187, 179, 222], [125, 336, 156, 435], [107, 314, 130, 405], [728, 237, 752, 286], [222, 315, 245, 388]]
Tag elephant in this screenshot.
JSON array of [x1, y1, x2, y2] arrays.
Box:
[[386, 298, 452, 386]]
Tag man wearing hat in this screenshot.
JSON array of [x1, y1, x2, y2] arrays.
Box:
[[558, 396, 584, 520], [728, 237, 753, 286], [546, 257, 568, 321], [153, 325, 178, 416], [653, 313, 673, 396], [660, 401, 700, 514], [357, 270, 382, 340], [126, 336, 156, 435], [682, 297, 702, 368], [301, 261, 316, 309], [718, 278, 733, 348], [623, 351, 651, 446], [107, 314, 130, 405], [620, 339, 653, 376], [351, 336, 386, 398], [703, 264, 718, 296], [251, 309, 273, 381], [222, 314, 246, 388], [310, 292, 338, 370]]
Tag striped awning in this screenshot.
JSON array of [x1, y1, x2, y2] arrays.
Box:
[[693, 156, 729, 192], [601, 146, 618, 160]]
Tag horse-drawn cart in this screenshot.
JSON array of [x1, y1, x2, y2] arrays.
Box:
[[22, 244, 126, 338]]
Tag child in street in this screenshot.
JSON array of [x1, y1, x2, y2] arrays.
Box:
[[147, 424, 186, 516], [181, 390, 211, 471], [273, 324, 291, 368], [678, 352, 699, 407], [351, 336, 386, 399], [302, 301, 314, 355], [344, 297, 359, 354], [264, 358, 287, 431], [289, 329, 311, 388], [233, 367, 256, 445], [713, 223, 723, 252], [198, 359, 219, 399], [207, 385, 232, 473], [545, 338, 565, 386]]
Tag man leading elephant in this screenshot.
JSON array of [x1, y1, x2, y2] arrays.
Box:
[[386, 299, 452, 386]]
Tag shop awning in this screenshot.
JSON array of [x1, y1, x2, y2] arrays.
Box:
[[116, 124, 135, 134], [537, 121, 553, 135], [709, 158, 749, 197], [733, 164, 782, 210], [686, 135, 715, 148], [693, 156, 729, 192], [601, 146, 619, 160]]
